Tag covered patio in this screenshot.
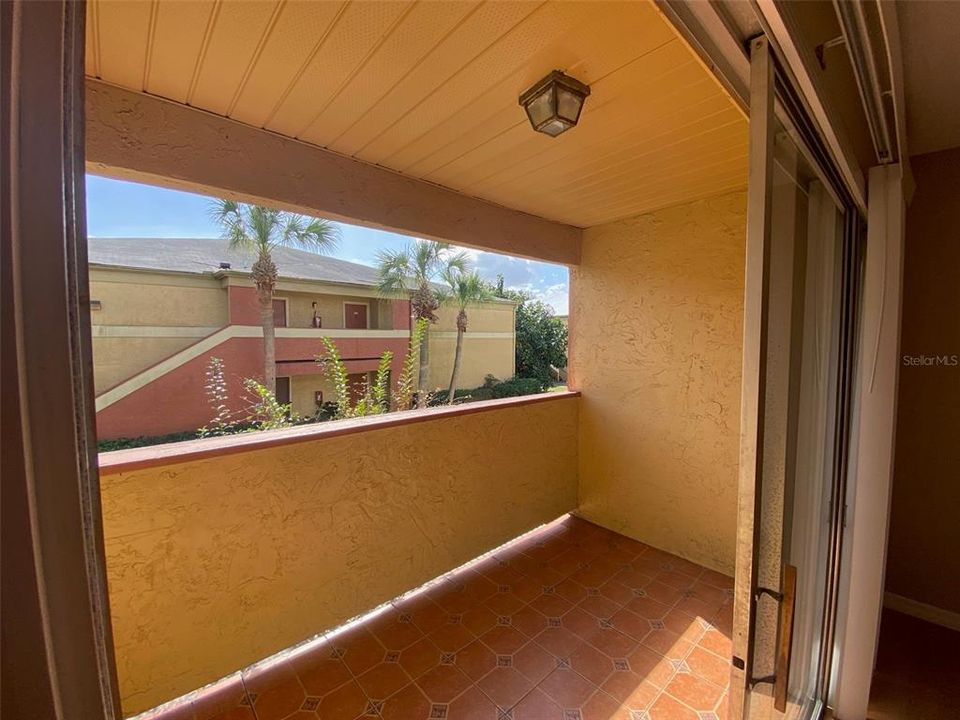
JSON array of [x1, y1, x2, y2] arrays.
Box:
[[10, 0, 957, 719], [82, 2, 747, 717]]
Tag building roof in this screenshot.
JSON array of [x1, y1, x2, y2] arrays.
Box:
[[88, 237, 381, 287]]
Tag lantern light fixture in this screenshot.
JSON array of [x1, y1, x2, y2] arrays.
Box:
[[518, 70, 591, 137]]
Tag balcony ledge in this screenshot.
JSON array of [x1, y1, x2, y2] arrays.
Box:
[[98, 391, 580, 476]]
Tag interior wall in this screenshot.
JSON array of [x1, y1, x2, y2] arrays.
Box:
[[886, 147, 960, 615], [100, 396, 579, 715], [570, 190, 746, 573]]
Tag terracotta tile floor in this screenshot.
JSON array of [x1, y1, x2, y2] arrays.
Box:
[[143, 515, 734, 720]]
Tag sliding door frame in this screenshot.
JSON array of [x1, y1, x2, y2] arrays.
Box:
[[1, 1, 121, 718], [730, 34, 866, 720]]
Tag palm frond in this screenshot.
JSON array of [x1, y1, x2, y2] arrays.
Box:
[[375, 247, 414, 296], [281, 214, 340, 254], [447, 270, 492, 309], [411, 240, 439, 279], [443, 249, 471, 275], [210, 198, 251, 250], [210, 198, 340, 259], [247, 205, 279, 252]]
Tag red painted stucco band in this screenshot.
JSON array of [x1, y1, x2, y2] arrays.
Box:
[[98, 391, 580, 475], [95, 334, 411, 438]]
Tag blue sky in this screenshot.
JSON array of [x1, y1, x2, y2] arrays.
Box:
[[85, 175, 569, 314]]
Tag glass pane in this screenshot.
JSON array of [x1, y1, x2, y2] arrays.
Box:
[[751, 121, 843, 719], [525, 87, 555, 128], [556, 86, 583, 123], [540, 119, 571, 137]]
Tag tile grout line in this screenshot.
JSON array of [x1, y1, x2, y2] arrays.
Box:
[[202, 518, 734, 720]]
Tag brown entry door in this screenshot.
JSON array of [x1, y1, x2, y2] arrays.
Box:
[[344, 303, 368, 329], [273, 299, 287, 327]]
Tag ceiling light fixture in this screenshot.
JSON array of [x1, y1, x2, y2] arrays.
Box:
[[519, 70, 591, 137]]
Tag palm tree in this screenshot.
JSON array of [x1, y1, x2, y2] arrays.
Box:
[[442, 269, 493, 404], [210, 200, 339, 393], [376, 240, 467, 407]]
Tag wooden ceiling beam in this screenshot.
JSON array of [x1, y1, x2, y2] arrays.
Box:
[[85, 80, 581, 265]]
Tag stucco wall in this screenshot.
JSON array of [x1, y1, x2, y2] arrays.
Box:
[[432, 302, 515, 333], [93, 336, 207, 393], [425, 302, 516, 390], [887, 147, 960, 614], [426, 335, 516, 392], [100, 395, 579, 715], [288, 372, 336, 417], [570, 191, 745, 573], [90, 269, 228, 327], [90, 269, 228, 392]]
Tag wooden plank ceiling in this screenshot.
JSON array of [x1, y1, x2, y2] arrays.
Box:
[[85, 0, 747, 229]]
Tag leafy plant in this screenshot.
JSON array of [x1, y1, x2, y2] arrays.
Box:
[[490, 376, 549, 398], [240, 378, 295, 431], [99, 431, 201, 452], [491, 285, 568, 382], [317, 335, 353, 420], [316, 318, 429, 419], [199, 357, 238, 437], [370, 351, 394, 413], [350, 352, 394, 418], [393, 318, 428, 411]]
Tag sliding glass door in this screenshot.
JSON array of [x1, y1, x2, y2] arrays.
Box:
[[730, 36, 863, 720]]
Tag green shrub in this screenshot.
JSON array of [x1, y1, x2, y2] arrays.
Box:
[[240, 378, 296, 431], [425, 376, 547, 406], [489, 377, 548, 398], [98, 431, 200, 452], [425, 386, 495, 406]]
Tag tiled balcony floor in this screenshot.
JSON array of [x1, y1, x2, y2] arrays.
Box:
[[147, 515, 733, 720]]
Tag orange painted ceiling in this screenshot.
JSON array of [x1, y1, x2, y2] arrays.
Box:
[[85, 0, 747, 228]]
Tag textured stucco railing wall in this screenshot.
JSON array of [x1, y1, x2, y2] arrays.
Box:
[[99, 395, 579, 716]]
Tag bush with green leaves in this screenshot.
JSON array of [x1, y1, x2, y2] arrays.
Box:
[[240, 378, 296, 431], [489, 376, 549, 398], [427, 374, 548, 406], [198, 357, 237, 437], [490, 282, 567, 382], [99, 431, 200, 452], [198, 356, 294, 436], [316, 318, 428, 420], [393, 318, 428, 411]]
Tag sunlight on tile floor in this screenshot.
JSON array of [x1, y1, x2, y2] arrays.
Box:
[[140, 515, 733, 720]]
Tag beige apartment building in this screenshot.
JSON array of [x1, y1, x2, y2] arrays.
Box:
[[90, 238, 516, 437]]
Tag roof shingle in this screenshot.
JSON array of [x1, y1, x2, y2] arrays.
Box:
[[88, 237, 381, 287]]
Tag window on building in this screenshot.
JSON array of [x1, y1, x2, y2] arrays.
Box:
[[273, 298, 287, 328]]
